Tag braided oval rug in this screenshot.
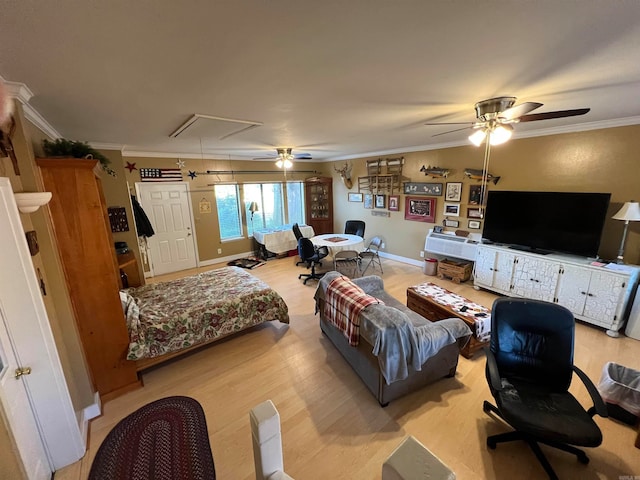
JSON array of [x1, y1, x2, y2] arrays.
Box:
[[89, 396, 216, 480]]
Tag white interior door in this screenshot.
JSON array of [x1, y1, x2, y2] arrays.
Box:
[[0, 307, 50, 480], [136, 182, 197, 276], [0, 177, 84, 475]]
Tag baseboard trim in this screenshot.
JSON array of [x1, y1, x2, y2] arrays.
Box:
[[80, 392, 102, 445], [378, 251, 423, 267], [199, 251, 255, 267]]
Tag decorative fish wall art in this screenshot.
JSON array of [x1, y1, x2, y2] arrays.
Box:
[[464, 168, 501, 185], [420, 165, 451, 178]]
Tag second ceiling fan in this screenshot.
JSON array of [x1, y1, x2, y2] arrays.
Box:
[[425, 96, 590, 145]]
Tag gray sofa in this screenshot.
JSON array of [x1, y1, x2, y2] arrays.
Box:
[[315, 272, 471, 406]]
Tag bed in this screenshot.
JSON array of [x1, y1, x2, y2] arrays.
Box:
[[119, 266, 289, 370]]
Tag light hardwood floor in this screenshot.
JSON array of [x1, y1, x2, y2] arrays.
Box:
[[57, 257, 640, 479]]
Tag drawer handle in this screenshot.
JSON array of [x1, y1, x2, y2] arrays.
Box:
[[580, 291, 587, 295], [587, 293, 594, 297]]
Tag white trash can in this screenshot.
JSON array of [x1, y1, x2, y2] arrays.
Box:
[[597, 362, 640, 425]]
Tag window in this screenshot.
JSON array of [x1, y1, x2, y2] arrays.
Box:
[[244, 181, 305, 236], [215, 184, 243, 240], [286, 181, 305, 226]]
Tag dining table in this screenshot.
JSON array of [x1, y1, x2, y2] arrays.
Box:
[[311, 233, 365, 256]]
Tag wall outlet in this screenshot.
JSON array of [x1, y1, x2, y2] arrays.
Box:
[[419, 251, 425, 258], [217, 248, 222, 254]]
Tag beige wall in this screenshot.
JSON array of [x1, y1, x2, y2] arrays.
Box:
[[99, 148, 145, 283], [122, 156, 331, 265], [330, 124, 640, 265]]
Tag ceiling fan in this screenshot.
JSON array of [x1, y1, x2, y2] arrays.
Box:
[[425, 96, 590, 145], [253, 148, 313, 168]]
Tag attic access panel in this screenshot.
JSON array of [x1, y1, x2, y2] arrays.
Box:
[[169, 114, 263, 140]]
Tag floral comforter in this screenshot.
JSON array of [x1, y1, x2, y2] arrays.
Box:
[[121, 266, 289, 360]]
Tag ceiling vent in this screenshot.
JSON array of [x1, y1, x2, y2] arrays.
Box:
[[169, 114, 262, 140]]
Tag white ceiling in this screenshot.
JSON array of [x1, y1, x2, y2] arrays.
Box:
[[1, 1, 640, 161]]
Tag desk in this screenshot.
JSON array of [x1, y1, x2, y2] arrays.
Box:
[[311, 233, 364, 256], [254, 224, 315, 256]]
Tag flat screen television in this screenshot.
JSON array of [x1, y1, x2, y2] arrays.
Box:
[[482, 191, 611, 258]]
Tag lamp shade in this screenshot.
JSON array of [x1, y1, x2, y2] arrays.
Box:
[[612, 201, 640, 221], [249, 201, 259, 213]]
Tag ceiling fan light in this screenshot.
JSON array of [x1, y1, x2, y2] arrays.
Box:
[[490, 124, 513, 145], [283, 159, 292, 169], [275, 159, 283, 168], [469, 129, 486, 146]]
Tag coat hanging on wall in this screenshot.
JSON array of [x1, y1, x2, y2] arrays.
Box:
[[130, 195, 155, 237]]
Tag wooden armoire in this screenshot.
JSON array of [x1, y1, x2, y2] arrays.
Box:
[[37, 158, 140, 400]]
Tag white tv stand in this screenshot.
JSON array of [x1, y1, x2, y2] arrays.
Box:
[[474, 244, 640, 335], [424, 229, 482, 261]]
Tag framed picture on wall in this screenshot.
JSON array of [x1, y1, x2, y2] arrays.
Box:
[[443, 219, 459, 228], [468, 185, 482, 205], [375, 194, 386, 208], [364, 193, 374, 209], [403, 182, 443, 196], [443, 203, 460, 216], [468, 220, 481, 229], [405, 196, 436, 222], [445, 182, 463, 202], [467, 207, 483, 219], [388, 195, 400, 211], [348, 192, 363, 202]]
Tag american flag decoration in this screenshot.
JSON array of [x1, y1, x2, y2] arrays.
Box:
[[139, 168, 183, 182]]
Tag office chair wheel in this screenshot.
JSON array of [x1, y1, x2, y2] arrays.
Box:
[[577, 452, 589, 465], [487, 438, 497, 449]]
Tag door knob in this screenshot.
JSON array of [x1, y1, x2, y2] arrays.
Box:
[[14, 367, 32, 379]]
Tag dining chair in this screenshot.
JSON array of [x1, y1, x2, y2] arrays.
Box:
[[359, 236, 383, 275], [333, 250, 360, 278], [344, 220, 365, 238]]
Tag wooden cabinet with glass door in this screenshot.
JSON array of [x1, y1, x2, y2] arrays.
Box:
[[304, 176, 333, 234]]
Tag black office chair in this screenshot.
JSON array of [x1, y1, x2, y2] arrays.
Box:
[[344, 220, 365, 238], [297, 238, 328, 285], [292, 223, 303, 240], [483, 297, 607, 480], [292, 223, 307, 266]]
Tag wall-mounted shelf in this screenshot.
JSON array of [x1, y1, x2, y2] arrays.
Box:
[[358, 157, 404, 194]]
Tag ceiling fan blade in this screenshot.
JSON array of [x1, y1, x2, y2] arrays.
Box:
[[499, 102, 543, 121], [294, 154, 313, 160], [253, 156, 276, 160], [424, 122, 475, 126], [432, 126, 474, 137], [518, 108, 590, 122]]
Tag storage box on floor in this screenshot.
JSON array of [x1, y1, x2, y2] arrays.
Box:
[[598, 362, 640, 425]]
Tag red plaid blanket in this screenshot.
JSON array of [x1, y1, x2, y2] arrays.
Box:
[[324, 276, 383, 346]]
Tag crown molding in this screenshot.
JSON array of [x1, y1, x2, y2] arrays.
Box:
[[89, 142, 125, 152], [1, 76, 62, 140], [328, 116, 640, 161], [122, 149, 254, 161], [3, 78, 33, 104], [22, 105, 62, 140]]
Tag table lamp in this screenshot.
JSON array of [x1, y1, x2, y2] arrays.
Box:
[[249, 202, 259, 232], [612, 200, 640, 263]]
